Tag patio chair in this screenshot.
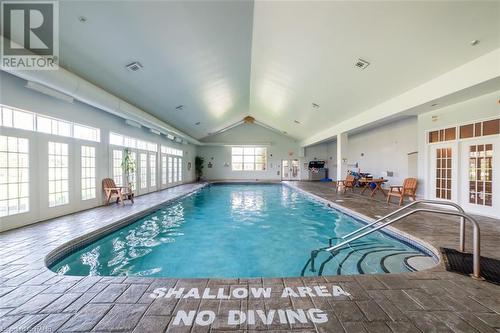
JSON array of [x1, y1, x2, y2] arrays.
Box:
[[336, 174, 356, 193], [102, 178, 134, 205], [387, 178, 418, 206]]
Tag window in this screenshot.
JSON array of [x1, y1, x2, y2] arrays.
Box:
[[161, 145, 183, 156], [173, 157, 178, 182], [74, 124, 100, 142], [178, 158, 182, 182], [428, 127, 456, 143], [150, 154, 156, 187], [231, 147, 267, 171], [81, 146, 96, 200], [0, 136, 29, 217], [37, 115, 71, 137], [128, 152, 137, 190], [109, 132, 157, 152], [113, 150, 123, 186], [168, 157, 173, 183], [0, 105, 100, 142], [140, 153, 147, 189], [0, 107, 35, 131], [469, 144, 493, 206], [48, 142, 69, 207], [435, 148, 452, 200], [161, 155, 167, 185]]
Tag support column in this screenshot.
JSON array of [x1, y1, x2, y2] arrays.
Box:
[[336, 132, 348, 180]]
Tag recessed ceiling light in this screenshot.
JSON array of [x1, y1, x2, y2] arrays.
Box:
[[78, 16, 87, 23], [195, 122, 200, 125], [125, 61, 143, 72], [294, 120, 300, 124], [431, 103, 438, 107], [312, 103, 320, 109], [470, 40, 480, 46], [175, 105, 184, 111]]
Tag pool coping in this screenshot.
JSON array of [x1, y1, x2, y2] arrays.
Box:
[[45, 180, 441, 277]]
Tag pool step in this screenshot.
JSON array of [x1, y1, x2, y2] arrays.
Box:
[[303, 243, 431, 277]]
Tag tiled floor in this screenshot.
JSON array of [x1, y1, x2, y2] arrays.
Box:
[[0, 182, 499, 333]]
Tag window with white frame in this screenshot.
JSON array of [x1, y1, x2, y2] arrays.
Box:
[[129, 152, 137, 190], [168, 156, 173, 183], [161, 155, 167, 185], [173, 157, 178, 182], [140, 153, 147, 189], [109, 132, 157, 152], [0, 105, 100, 142], [0, 136, 29, 217], [81, 146, 96, 200], [178, 158, 182, 182], [48, 142, 69, 207], [112, 150, 123, 186], [150, 154, 156, 187], [231, 147, 267, 171]]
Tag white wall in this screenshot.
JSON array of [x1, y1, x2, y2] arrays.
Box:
[[0, 71, 196, 231], [197, 123, 301, 180], [417, 90, 500, 196], [304, 117, 418, 185]]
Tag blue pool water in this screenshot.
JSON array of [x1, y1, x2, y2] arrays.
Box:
[[50, 184, 432, 278]]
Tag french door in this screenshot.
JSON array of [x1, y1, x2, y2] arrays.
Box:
[[429, 144, 457, 202], [460, 138, 499, 217], [281, 159, 300, 181]]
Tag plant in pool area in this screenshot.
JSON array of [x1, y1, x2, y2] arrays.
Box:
[[122, 148, 136, 187], [195, 156, 204, 181]]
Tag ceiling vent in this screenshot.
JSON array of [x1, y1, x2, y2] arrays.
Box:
[[175, 105, 185, 111], [125, 61, 143, 72], [354, 58, 370, 70]]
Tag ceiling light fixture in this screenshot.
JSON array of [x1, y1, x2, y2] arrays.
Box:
[[312, 103, 320, 109], [470, 40, 480, 46], [78, 16, 87, 23], [294, 120, 300, 124], [175, 105, 184, 111], [431, 103, 439, 107], [125, 61, 143, 72], [195, 122, 201, 125], [354, 58, 370, 69]]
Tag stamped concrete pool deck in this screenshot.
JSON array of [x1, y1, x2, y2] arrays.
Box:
[[1, 181, 499, 333]]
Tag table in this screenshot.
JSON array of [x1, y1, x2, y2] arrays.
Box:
[[358, 178, 389, 197]]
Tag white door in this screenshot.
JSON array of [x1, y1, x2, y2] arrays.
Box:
[[429, 144, 458, 202], [460, 138, 499, 217], [138, 152, 148, 195], [281, 160, 290, 180], [290, 159, 300, 180]]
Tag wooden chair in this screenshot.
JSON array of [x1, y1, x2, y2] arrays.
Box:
[[387, 178, 418, 206], [102, 178, 134, 205], [336, 174, 356, 193]]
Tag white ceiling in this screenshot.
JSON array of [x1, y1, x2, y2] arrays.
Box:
[[58, 1, 500, 142]]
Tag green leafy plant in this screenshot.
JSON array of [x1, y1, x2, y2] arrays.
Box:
[[121, 149, 136, 186], [195, 156, 204, 181]]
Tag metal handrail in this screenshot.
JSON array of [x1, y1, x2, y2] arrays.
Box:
[[306, 206, 481, 279], [337, 200, 467, 252]]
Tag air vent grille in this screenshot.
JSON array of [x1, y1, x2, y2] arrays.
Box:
[[126, 62, 143, 72], [355, 58, 370, 70]]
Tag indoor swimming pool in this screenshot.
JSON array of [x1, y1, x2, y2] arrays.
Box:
[[50, 184, 435, 278]]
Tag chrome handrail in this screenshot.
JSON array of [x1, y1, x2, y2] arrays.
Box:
[[338, 200, 467, 252], [306, 203, 481, 279]]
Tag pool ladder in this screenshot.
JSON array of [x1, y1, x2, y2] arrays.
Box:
[[302, 200, 482, 279]]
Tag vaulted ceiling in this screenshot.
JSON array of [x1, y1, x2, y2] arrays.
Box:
[[58, 1, 500, 142]]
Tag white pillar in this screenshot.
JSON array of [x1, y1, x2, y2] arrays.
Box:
[[336, 132, 348, 180]]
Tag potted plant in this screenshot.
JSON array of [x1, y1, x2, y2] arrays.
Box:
[[121, 149, 136, 188], [195, 156, 204, 182]]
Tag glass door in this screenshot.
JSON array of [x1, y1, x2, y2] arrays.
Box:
[[460, 138, 499, 217], [281, 160, 290, 180], [290, 159, 300, 180], [429, 144, 457, 201]]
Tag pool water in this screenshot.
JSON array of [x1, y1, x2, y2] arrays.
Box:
[[50, 184, 433, 278]]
